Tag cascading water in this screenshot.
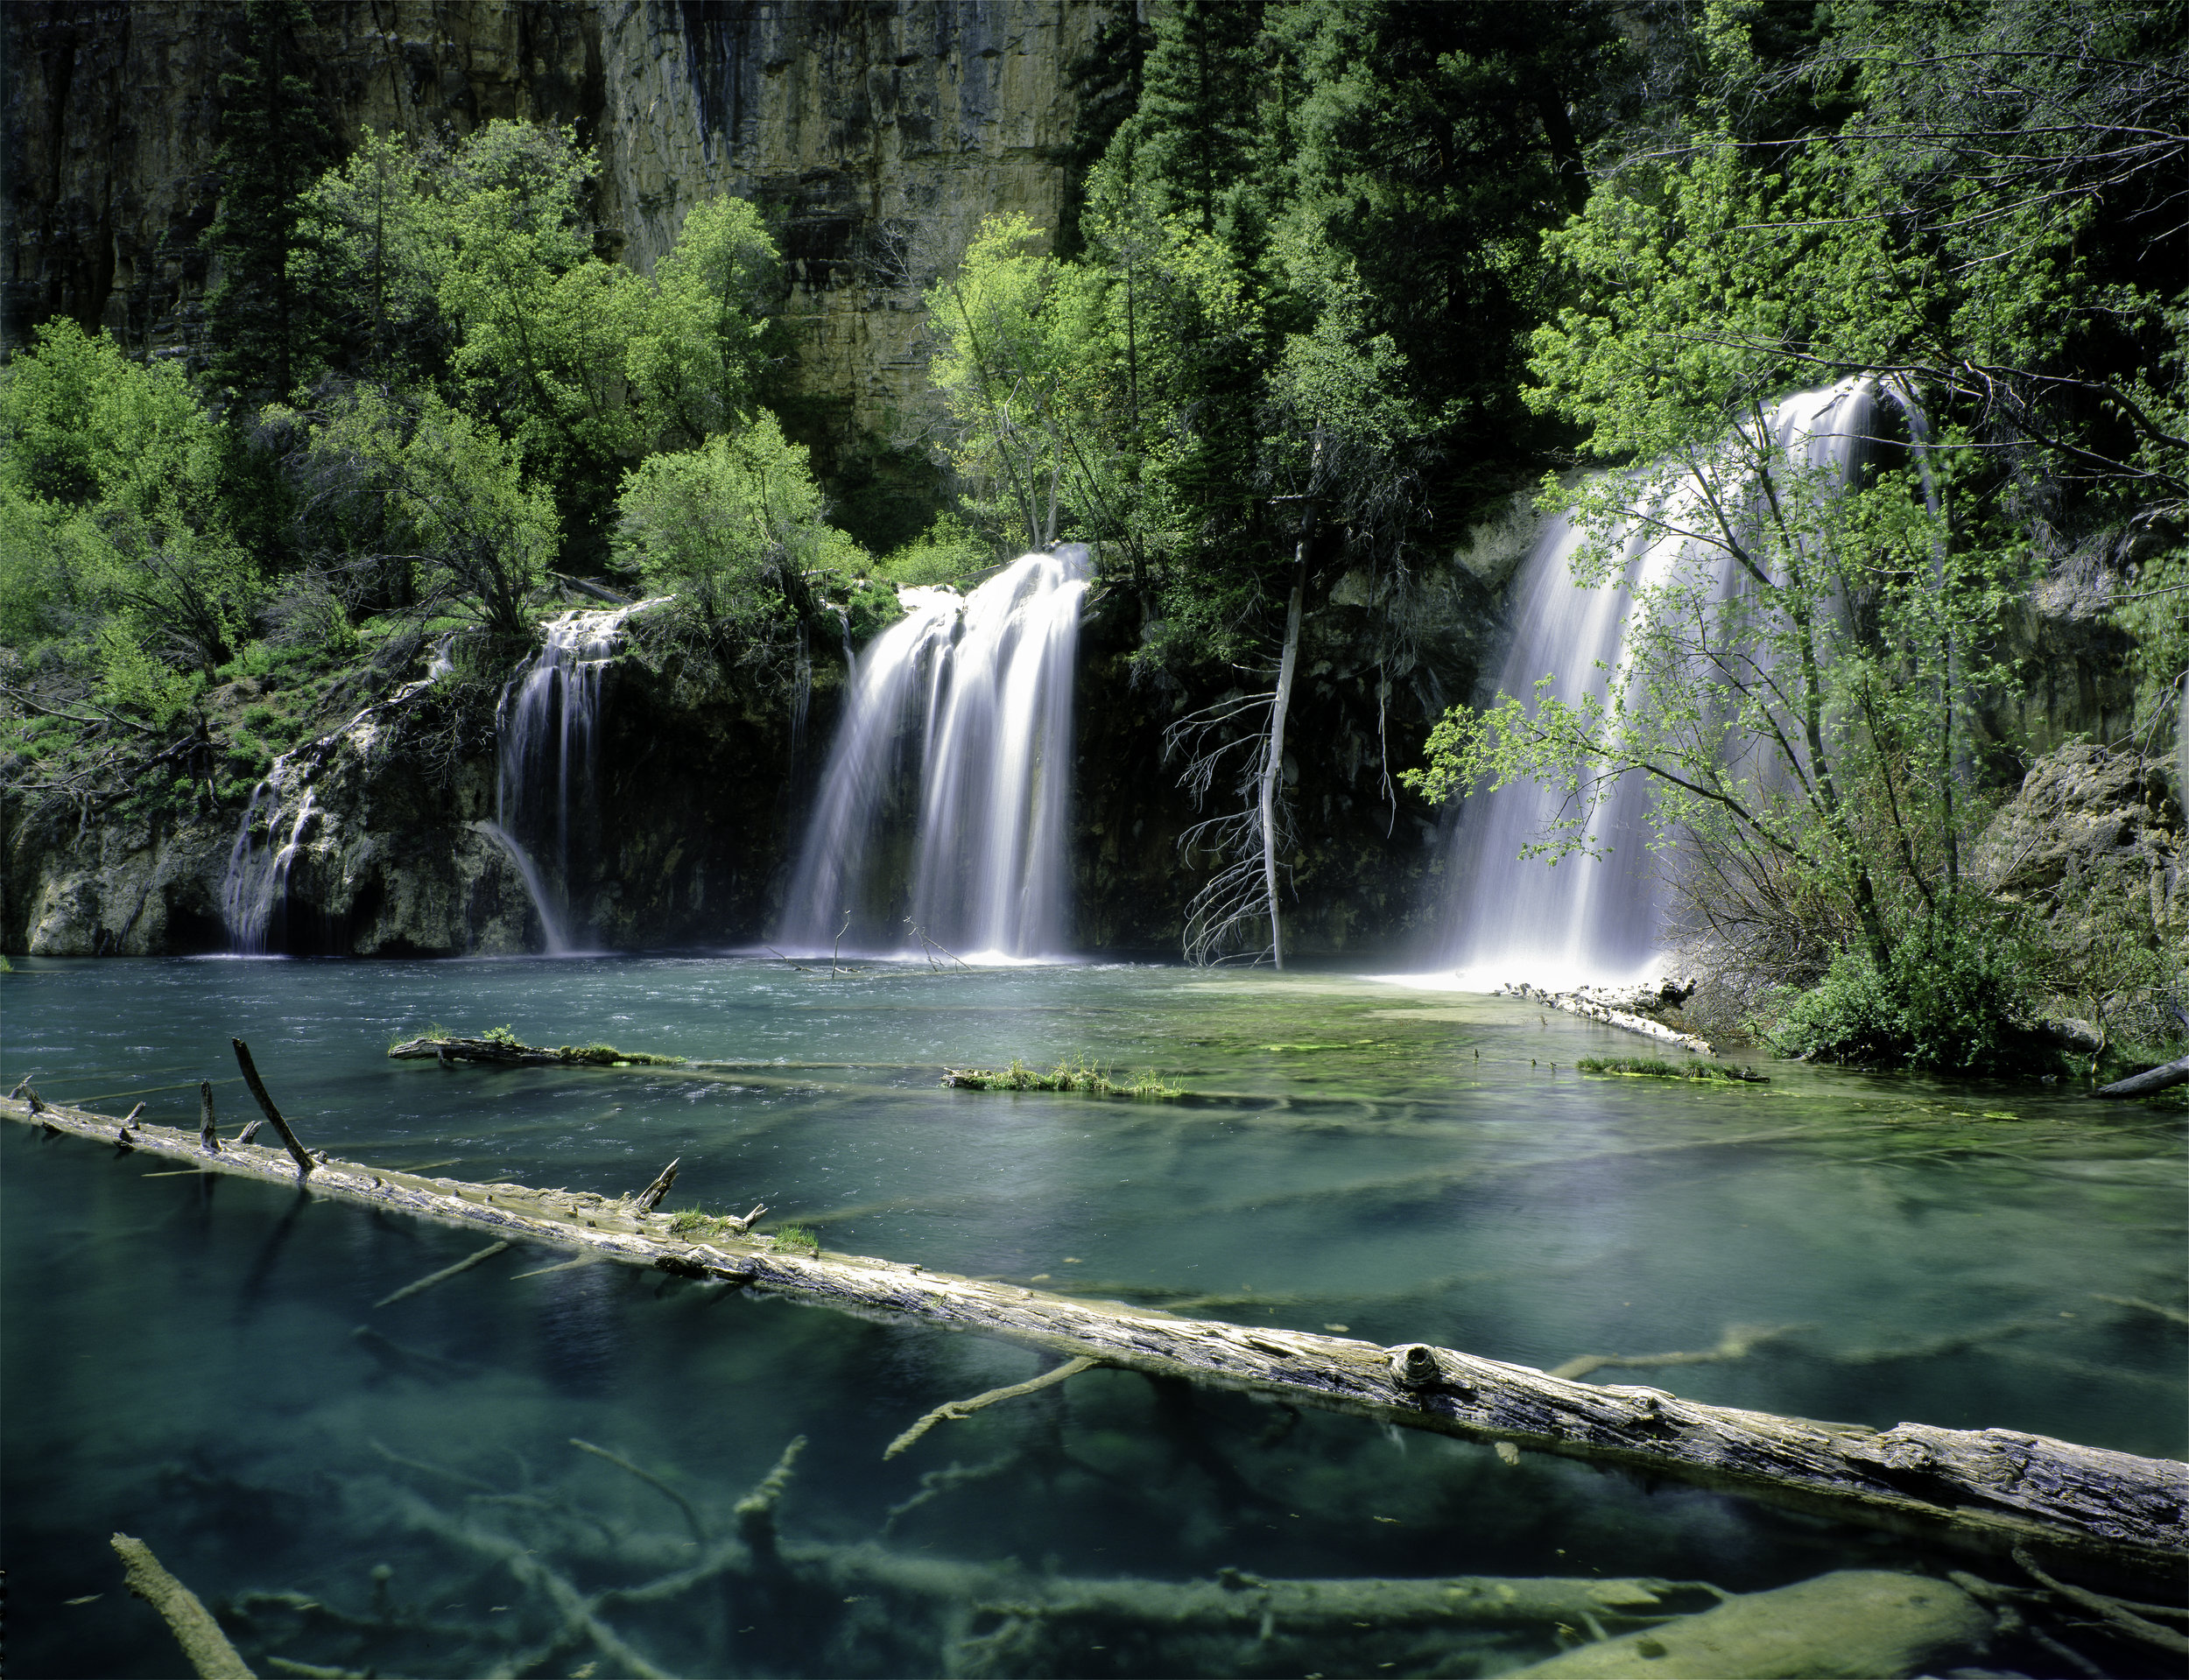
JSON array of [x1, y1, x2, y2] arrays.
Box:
[[780, 548, 1089, 960], [490, 600, 665, 952], [1437, 381, 1884, 987], [221, 763, 317, 955]]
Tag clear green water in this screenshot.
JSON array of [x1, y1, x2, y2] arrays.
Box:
[[4, 958, 2183, 1677]]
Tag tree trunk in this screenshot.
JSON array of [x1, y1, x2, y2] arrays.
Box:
[[1261, 548, 1306, 969], [2095, 1053, 2189, 1099], [9, 1087, 2182, 1579]]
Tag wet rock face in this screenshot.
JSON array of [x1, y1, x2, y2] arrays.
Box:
[[5, 0, 1109, 484], [1973, 742, 2185, 941]]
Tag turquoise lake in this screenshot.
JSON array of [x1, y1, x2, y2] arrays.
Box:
[[4, 956, 2182, 1676]]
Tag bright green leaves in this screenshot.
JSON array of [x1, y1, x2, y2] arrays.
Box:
[[0, 321, 258, 679], [299, 388, 554, 642], [613, 415, 861, 673], [629, 197, 783, 447]]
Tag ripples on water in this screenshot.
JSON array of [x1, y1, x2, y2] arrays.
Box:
[[4, 958, 2183, 1676]]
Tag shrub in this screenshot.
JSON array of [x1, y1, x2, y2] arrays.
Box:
[[1777, 923, 2038, 1073]]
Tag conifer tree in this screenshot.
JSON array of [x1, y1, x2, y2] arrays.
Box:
[[201, 0, 336, 401]]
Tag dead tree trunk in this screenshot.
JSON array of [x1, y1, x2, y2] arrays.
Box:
[[1261, 550, 1306, 971], [8, 1089, 2183, 1579]]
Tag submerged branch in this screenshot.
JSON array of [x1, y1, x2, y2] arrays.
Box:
[[885, 1356, 1101, 1459]]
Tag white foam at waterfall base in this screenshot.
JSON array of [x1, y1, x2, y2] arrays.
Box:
[[780, 549, 1090, 962], [1433, 381, 1883, 990], [493, 599, 667, 953]]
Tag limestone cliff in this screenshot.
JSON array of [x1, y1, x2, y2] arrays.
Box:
[[5, 0, 1115, 511]]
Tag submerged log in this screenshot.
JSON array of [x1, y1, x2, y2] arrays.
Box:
[[386, 1036, 685, 1068], [1507, 1569, 1992, 1678], [11, 1090, 2185, 1580]]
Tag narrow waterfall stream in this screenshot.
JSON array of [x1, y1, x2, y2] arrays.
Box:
[[1437, 382, 1883, 985], [781, 548, 1090, 960], [489, 601, 663, 953]]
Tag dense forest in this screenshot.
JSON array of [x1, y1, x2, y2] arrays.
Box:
[[2, 0, 2184, 1073]]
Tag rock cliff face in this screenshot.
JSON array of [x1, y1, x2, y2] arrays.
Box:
[[5, 0, 1111, 510]]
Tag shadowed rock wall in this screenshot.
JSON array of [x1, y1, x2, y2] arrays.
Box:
[[4, 0, 1111, 502]]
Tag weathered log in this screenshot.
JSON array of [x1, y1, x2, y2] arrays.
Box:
[[633, 1156, 679, 1213], [386, 1036, 685, 1068], [110, 1531, 256, 1680], [1497, 981, 1716, 1056], [2095, 1051, 2189, 1099], [1506, 1569, 1992, 1678], [10, 1091, 2184, 1579], [197, 1082, 220, 1152], [229, 1039, 313, 1176]]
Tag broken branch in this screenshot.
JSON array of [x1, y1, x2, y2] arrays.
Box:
[[229, 1038, 313, 1176], [885, 1356, 1102, 1459], [110, 1531, 255, 1680]]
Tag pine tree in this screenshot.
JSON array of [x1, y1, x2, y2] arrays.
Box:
[[201, 0, 336, 400], [1126, 0, 1267, 240]]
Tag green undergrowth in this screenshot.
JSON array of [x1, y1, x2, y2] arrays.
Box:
[[1577, 1057, 1770, 1085], [941, 1056, 1183, 1100], [769, 1224, 820, 1255]]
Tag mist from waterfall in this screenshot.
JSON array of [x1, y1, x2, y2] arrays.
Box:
[[1437, 382, 1883, 988], [780, 548, 1090, 962]]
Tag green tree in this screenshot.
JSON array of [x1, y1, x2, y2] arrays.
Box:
[[627, 196, 785, 447], [612, 415, 861, 678], [298, 387, 555, 643], [1, 320, 257, 680]]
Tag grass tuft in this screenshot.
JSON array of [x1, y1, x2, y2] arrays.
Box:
[[940, 1055, 1183, 1099]]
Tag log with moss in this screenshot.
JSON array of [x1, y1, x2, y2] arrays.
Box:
[[7, 1078, 2184, 1584], [386, 1032, 686, 1067]]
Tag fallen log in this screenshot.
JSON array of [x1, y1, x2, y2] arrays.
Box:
[[9, 1089, 2184, 1582], [1497, 981, 1717, 1056], [2095, 1051, 2189, 1099], [386, 1035, 684, 1068], [1506, 1568, 1992, 1678]]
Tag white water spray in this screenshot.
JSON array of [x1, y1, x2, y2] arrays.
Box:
[[221, 766, 317, 955], [494, 600, 664, 950], [1437, 382, 1884, 988], [781, 549, 1089, 960]]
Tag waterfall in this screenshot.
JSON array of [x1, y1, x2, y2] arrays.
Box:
[[781, 548, 1090, 960], [493, 600, 663, 952], [221, 763, 316, 955], [1437, 382, 1883, 987]]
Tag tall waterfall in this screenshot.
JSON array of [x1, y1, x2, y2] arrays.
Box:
[[489, 601, 661, 952], [1437, 382, 1883, 986], [781, 548, 1090, 960]]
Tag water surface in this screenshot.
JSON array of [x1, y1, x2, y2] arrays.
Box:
[[4, 958, 2182, 1676]]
